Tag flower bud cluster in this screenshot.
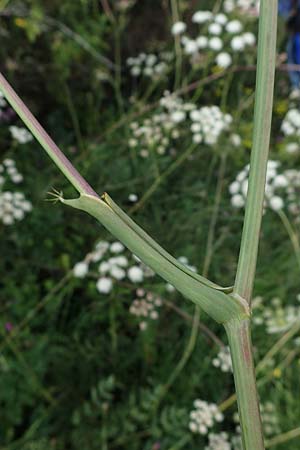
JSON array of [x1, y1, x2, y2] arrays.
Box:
[[229, 160, 300, 216], [212, 346, 232, 373], [9, 126, 33, 144], [253, 296, 300, 334], [281, 108, 300, 155], [129, 288, 162, 330], [205, 432, 231, 450], [189, 399, 224, 435], [224, 0, 260, 14], [73, 240, 155, 294], [127, 52, 172, 79], [172, 8, 256, 69], [128, 91, 238, 157], [0, 158, 32, 226]]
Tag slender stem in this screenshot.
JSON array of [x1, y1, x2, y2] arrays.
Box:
[[277, 209, 300, 271], [0, 72, 97, 197], [170, 0, 182, 90], [130, 144, 197, 213], [234, 0, 278, 303], [225, 319, 264, 450], [265, 427, 300, 448]]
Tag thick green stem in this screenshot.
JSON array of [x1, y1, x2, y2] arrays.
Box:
[[230, 3, 278, 446], [234, 0, 278, 303], [225, 319, 264, 450]]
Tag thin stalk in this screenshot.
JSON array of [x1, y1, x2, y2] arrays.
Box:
[[225, 319, 264, 450], [170, 0, 182, 90], [0, 73, 97, 197], [265, 427, 300, 448], [234, 0, 278, 304], [130, 144, 197, 213], [277, 209, 300, 271]]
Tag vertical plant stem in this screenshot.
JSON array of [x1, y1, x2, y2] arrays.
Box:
[[225, 318, 264, 450], [170, 0, 182, 90], [226, 3, 278, 448], [234, 0, 278, 303]]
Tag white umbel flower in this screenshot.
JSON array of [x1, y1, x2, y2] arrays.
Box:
[[231, 36, 245, 51], [208, 37, 223, 51], [171, 21, 186, 36], [110, 242, 125, 253], [171, 110, 186, 123], [96, 277, 113, 294], [73, 262, 89, 278], [9, 126, 33, 144], [208, 22, 222, 35], [216, 52, 232, 68], [226, 19, 243, 33], [128, 266, 144, 282], [269, 196, 284, 212], [192, 11, 213, 24]]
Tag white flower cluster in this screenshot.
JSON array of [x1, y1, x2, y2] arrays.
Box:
[[0, 159, 32, 226], [126, 52, 172, 79], [260, 402, 280, 436], [253, 296, 300, 334], [9, 126, 33, 144], [189, 400, 224, 435], [73, 240, 155, 294], [129, 91, 237, 157], [205, 432, 231, 450], [173, 10, 256, 68], [212, 346, 233, 372], [189, 106, 233, 145], [0, 91, 7, 109], [281, 109, 300, 155], [0, 191, 32, 225], [224, 0, 260, 14], [129, 288, 162, 330], [281, 109, 300, 137], [0, 158, 24, 185], [230, 161, 300, 218]]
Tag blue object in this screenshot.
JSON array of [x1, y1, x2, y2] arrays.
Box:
[[278, 0, 293, 17], [295, 32, 300, 64], [279, 0, 300, 17], [287, 33, 300, 88]]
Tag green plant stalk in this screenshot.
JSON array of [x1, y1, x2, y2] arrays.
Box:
[[225, 318, 264, 450], [234, 0, 278, 304], [226, 1, 278, 449]]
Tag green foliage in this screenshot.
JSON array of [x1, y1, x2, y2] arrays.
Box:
[[0, 0, 300, 449]]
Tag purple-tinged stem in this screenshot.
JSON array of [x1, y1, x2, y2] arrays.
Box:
[[0, 72, 98, 197]]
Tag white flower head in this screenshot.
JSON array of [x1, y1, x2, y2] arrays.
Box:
[[171, 21, 187, 36], [216, 52, 232, 68], [226, 20, 243, 34], [192, 11, 213, 24], [128, 266, 144, 282], [110, 241, 125, 253], [208, 37, 223, 51], [73, 262, 89, 278], [231, 36, 245, 51], [208, 22, 222, 36], [96, 277, 113, 294]]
